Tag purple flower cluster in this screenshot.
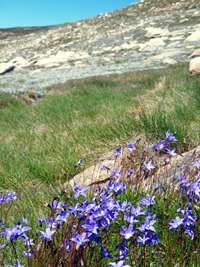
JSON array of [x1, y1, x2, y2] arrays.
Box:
[[169, 204, 197, 239], [179, 175, 200, 203], [169, 173, 200, 240], [0, 220, 33, 265], [152, 131, 177, 157], [0, 132, 199, 266], [66, 181, 159, 266]]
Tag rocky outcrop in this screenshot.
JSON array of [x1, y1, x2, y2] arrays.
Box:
[[66, 144, 200, 193], [0, 0, 200, 93]]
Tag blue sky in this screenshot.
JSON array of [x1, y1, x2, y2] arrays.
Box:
[[0, 0, 138, 28]]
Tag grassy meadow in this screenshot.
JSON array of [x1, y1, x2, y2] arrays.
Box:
[[0, 63, 200, 220]]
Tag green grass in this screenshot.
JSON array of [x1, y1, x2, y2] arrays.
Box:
[[0, 63, 200, 221], [136, 65, 200, 151]]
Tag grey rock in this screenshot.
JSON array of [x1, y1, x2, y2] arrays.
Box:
[[0, 63, 15, 75], [189, 56, 200, 73]]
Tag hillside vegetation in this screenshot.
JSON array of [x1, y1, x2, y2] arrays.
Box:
[[0, 64, 200, 220]]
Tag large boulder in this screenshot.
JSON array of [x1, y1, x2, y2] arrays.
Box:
[[0, 63, 15, 75], [189, 49, 200, 74]]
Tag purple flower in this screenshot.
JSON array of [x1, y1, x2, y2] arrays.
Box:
[[63, 239, 72, 253], [124, 213, 138, 224], [55, 210, 69, 224], [23, 250, 33, 258], [120, 224, 136, 239], [169, 217, 183, 230], [127, 168, 134, 178], [178, 176, 188, 192], [0, 192, 17, 205], [68, 203, 80, 215], [189, 178, 200, 202], [165, 131, 177, 143], [167, 148, 176, 157], [115, 239, 126, 250], [152, 140, 168, 152], [137, 232, 159, 246], [107, 179, 126, 194], [139, 217, 157, 233], [71, 232, 89, 250], [2, 222, 31, 242], [100, 247, 112, 258], [40, 227, 55, 241], [109, 261, 130, 267], [130, 206, 145, 217], [16, 259, 25, 267], [140, 196, 155, 207], [38, 217, 53, 225], [24, 238, 34, 247], [143, 161, 155, 172], [114, 147, 122, 158], [170, 204, 197, 239], [73, 184, 88, 198], [192, 160, 200, 169], [48, 199, 59, 211], [119, 200, 129, 212], [82, 221, 99, 235], [92, 206, 106, 220], [137, 234, 149, 245], [100, 216, 111, 227], [117, 245, 129, 261], [102, 198, 117, 211], [111, 169, 122, 179], [7, 259, 25, 267], [127, 142, 135, 152]]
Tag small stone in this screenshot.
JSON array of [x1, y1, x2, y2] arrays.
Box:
[[189, 56, 200, 74], [163, 58, 177, 65], [0, 63, 15, 75], [186, 30, 200, 42], [189, 49, 200, 58]]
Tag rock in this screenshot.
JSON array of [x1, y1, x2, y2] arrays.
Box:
[[141, 146, 200, 192], [11, 56, 29, 68], [139, 38, 166, 51], [189, 49, 200, 73], [145, 27, 169, 38], [189, 49, 200, 58], [189, 56, 200, 74], [35, 51, 89, 68], [112, 41, 139, 52], [0, 63, 15, 75], [186, 30, 200, 42], [66, 150, 118, 187], [163, 58, 177, 65]]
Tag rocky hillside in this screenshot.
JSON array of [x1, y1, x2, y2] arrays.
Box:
[[0, 0, 200, 94]]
